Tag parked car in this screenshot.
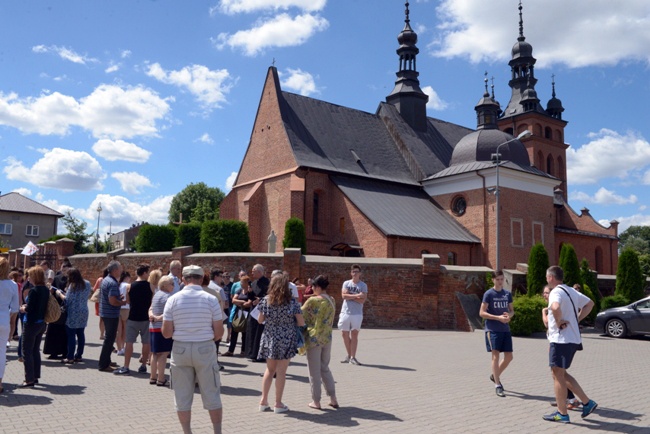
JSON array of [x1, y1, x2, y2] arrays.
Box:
[[595, 296, 650, 338]]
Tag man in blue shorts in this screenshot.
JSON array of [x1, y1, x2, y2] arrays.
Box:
[[479, 270, 513, 397], [542, 265, 597, 424]]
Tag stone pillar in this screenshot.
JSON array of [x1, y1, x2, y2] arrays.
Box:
[[282, 248, 302, 282], [172, 246, 194, 266], [421, 254, 440, 295]]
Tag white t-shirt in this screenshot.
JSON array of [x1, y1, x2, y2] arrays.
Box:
[[119, 282, 130, 310], [163, 284, 223, 342], [547, 284, 591, 344]]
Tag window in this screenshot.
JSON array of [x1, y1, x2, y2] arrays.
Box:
[[339, 217, 345, 235], [546, 154, 554, 176], [510, 219, 523, 247], [26, 225, 39, 237], [0, 223, 12, 235], [447, 252, 457, 265], [532, 222, 544, 245], [312, 192, 320, 234], [451, 196, 467, 216]]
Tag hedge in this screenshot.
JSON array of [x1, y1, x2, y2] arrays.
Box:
[[509, 294, 547, 336], [201, 220, 250, 253], [135, 224, 177, 252], [176, 222, 202, 253], [282, 217, 307, 254], [601, 294, 630, 311]]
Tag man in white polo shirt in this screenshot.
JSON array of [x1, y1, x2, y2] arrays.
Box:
[[162, 265, 224, 434]]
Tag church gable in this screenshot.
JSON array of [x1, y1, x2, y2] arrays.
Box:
[[234, 67, 297, 187]]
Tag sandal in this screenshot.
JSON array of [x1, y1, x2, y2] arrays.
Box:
[[308, 402, 322, 410], [149, 378, 157, 385], [156, 379, 169, 387]]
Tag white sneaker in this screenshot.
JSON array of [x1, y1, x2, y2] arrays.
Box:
[[340, 356, 350, 364], [349, 357, 361, 365], [117, 349, 125, 356]]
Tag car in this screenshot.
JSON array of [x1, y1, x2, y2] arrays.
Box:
[[595, 296, 650, 338]]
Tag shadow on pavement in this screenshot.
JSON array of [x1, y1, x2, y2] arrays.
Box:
[[36, 383, 86, 395], [0, 391, 53, 407], [355, 363, 415, 371], [283, 405, 403, 427], [571, 419, 644, 432], [221, 385, 261, 397]]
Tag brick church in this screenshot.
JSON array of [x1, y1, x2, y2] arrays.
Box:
[[220, 2, 618, 274]]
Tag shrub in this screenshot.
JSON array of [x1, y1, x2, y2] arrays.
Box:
[[509, 294, 547, 336], [615, 249, 645, 302], [601, 294, 630, 311], [485, 272, 493, 291], [201, 220, 250, 253], [581, 284, 598, 325], [580, 259, 601, 313], [176, 223, 201, 252], [282, 217, 307, 254], [527, 243, 550, 296], [135, 224, 177, 252], [559, 243, 582, 287]]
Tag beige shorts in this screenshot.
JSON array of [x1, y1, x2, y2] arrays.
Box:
[[171, 340, 222, 412], [120, 309, 130, 321]]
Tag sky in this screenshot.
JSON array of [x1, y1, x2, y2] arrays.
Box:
[[1, 0, 649, 244]]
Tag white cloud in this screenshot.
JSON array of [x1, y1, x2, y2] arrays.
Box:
[[196, 133, 214, 144], [607, 214, 650, 233], [92, 139, 152, 162], [32, 44, 98, 65], [433, 1, 650, 68], [214, 13, 329, 56], [225, 171, 238, 191], [111, 172, 154, 194], [147, 63, 235, 110], [422, 85, 448, 110], [35, 192, 44, 201], [3, 148, 105, 191], [642, 170, 650, 185], [121, 50, 132, 59], [570, 187, 637, 206], [280, 68, 318, 96], [84, 194, 173, 233], [567, 129, 650, 185], [0, 84, 170, 139], [216, 0, 326, 15], [105, 64, 120, 73], [12, 187, 32, 197]]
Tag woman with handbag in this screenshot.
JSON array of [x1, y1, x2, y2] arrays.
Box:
[[56, 268, 92, 364], [300, 275, 339, 410], [43, 282, 68, 360], [257, 274, 305, 413], [19, 266, 49, 387], [222, 275, 252, 357]]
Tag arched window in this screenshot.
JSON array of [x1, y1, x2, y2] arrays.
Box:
[[312, 192, 320, 234], [546, 154, 554, 176], [544, 126, 552, 139], [534, 123, 543, 136], [537, 150, 544, 172], [448, 252, 457, 265], [557, 156, 564, 180]]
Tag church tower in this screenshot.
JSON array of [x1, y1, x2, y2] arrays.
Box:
[[386, 1, 429, 132], [497, 1, 569, 198]]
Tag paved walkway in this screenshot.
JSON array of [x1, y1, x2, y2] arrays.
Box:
[[1, 310, 648, 433]]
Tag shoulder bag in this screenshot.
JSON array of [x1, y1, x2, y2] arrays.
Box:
[[45, 292, 62, 324], [558, 285, 583, 351]]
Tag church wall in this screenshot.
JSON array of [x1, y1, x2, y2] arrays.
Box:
[[554, 232, 618, 275], [236, 68, 297, 186], [387, 237, 475, 264]]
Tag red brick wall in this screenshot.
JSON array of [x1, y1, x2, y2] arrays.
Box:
[[66, 249, 488, 331]]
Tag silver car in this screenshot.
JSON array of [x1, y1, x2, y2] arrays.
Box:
[[595, 296, 650, 338]]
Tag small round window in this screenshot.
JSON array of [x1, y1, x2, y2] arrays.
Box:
[[452, 196, 467, 216]]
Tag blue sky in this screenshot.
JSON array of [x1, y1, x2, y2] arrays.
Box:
[[1, 0, 649, 243]]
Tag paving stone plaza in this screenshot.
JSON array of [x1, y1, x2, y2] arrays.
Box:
[[1, 312, 648, 433]]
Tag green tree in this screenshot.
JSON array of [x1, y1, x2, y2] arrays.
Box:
[[176, 222, 202, 252], [526, 243, 550, 295], [61, 210, 92, 254], [580, 258, 601, 312], [615, 248, 645, 301], [168, 182, 225, 224], [618, 225, 650, 255], [200, 220, 250, 253], [135, 224, 177, 252], [558, 243, 582, 287], [282, 217, 307, 254]]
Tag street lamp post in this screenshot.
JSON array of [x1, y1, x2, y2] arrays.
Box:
[[96, 202, 103, 253], [491, 130, 532, 271]]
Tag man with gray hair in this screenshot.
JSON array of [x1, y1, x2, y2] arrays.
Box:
[[271, 270, 299, 299], [168, 260, 183, 294], [98, 261, 126, 371], [245, 264, 269, 361], [163, 265, 224, 434]]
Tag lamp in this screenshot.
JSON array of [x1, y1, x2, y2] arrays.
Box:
[[96, 202, 102, 253], [491, 130, 532, 270]]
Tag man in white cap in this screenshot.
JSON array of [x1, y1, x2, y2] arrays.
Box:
[[162, 265, 224, 434]]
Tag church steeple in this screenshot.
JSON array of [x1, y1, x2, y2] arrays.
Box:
[[475, 72, 501, 130], [386, 1, 429, 131], [546, 75, 565, 120], [501, 1, 546, 119]]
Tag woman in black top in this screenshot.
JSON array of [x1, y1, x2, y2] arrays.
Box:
[[19, 266, 50, 387]]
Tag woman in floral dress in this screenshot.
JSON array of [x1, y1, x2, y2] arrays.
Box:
[[301, 275, 339, 410], [257, 274, 304, 414], [56, 268, 92, 364]]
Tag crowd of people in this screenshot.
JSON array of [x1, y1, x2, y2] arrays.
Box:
[[0, 258, 368, 433]]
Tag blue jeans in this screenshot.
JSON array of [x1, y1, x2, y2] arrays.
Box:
[[65, 326, 86, 360]]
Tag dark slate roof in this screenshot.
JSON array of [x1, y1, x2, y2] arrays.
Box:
[[280, 92, 418, 185], [377, 103, 473, 180], [426, 160, 555, 180], [331, 175, 480, 243], [0, 192, 64, 217], [451, 129, 530, 166]]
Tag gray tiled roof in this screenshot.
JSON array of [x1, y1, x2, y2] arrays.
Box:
[[0, 192, 64, 217], [331, 175, 480, 243], [425, 160, 555, 180]]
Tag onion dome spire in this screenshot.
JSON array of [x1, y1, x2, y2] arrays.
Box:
[[475, 72, 501, 130], [546, 74, 565, 120]]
